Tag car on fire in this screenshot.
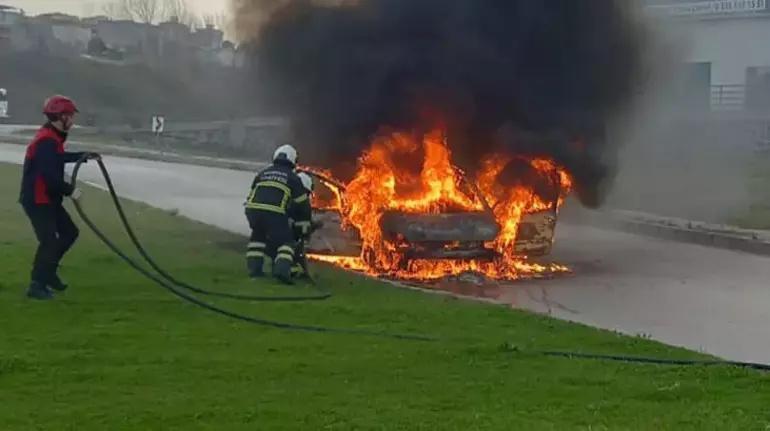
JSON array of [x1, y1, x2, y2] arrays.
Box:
[[298, 165, 561, 271]]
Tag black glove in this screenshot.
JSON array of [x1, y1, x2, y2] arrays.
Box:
[[86, 152, 101, 160], [63, 182, 75, 197]]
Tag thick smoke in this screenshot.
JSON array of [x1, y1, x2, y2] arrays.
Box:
[[235, 0, 648, 207]]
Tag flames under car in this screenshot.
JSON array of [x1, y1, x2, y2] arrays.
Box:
[[299, 166, 560, 271]]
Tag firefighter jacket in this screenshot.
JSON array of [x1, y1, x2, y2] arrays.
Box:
[[245, 160, 309, 217], [288, 192, 313, 239], [19, 123, 84, 207]]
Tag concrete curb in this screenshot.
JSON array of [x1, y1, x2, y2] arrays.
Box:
[[595, 210, 770, 257]]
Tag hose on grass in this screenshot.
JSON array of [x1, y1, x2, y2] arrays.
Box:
[[70, 155, 770, 370], [70, 155, 435, 342]]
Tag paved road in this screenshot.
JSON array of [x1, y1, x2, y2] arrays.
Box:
[[2, 142, 769, 363], [0, 143, 254, 236], [0, 124, 36, 136]]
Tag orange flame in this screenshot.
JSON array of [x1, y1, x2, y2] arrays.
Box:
[[302, 165, 345, 211], [309, 129, 573, 281]]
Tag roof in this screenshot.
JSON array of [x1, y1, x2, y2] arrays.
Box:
[[0, 4, 22, 13], [34, 12, 81, 24]]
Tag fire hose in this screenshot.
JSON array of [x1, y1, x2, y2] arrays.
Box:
[[69, 155, 434, 341], [68, 155, 770, 371]]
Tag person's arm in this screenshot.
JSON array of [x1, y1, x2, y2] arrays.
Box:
[[245, 174, 259, 206], [63, 151, 99, 164], [36, 140, 73, 197], [62, 151, 86, 163], [290, 175, 309, 206], [289, 175, 313, 237]]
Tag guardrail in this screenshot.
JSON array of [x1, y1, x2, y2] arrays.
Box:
[[711, 84, 745, 111]]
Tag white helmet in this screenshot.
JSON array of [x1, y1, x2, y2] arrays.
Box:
[[298, 172, 313, 192], [273, 144, 298, 165], [0, 88, 6, 96]]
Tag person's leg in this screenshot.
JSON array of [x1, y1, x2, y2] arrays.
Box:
[[291, 236, 309, 279], [54, 206, 79, 260], [267, 214, 295, 285], [49, 206, 80, 291], [245, 210, 267, 278], [22, 205, 57, 299]]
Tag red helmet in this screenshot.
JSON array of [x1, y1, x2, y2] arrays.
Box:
[[43, 95, 79, 115]]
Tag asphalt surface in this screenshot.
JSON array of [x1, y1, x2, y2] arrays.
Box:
[[2, 142, 769, 363], [0, 124, 36, 135]]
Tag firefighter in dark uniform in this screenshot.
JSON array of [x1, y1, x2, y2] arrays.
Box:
[[244, 145, 309, 284], [289, 172, 316, 279], [19, 95, 99, 300]]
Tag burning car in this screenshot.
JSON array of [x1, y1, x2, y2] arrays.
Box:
[[298, 130, 572, 281]]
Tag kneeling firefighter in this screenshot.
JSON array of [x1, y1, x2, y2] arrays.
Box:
[[244, 145, 309, 284]]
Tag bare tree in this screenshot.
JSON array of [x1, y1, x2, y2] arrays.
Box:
[[162, 0, 200, 29], [203, 12, 229, 29], [103, 0, 219, 30], [128, 0, 163, 23], [202, 12, 233, 38], [101, 1, 129, 20], [102, 0, 162, 23]]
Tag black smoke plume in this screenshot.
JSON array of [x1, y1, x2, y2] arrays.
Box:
[[235, 0, 648, 207]]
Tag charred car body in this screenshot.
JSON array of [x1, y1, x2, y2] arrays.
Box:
[[299, 164, 561, 270]]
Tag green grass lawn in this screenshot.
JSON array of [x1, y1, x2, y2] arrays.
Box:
[[0, 163, 768, 430]]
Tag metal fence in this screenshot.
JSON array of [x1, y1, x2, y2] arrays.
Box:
[[711, 85, 746, 111]]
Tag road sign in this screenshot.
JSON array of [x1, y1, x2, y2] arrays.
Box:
[[152, 115, 165, 134], [1, 87, 8, 118]]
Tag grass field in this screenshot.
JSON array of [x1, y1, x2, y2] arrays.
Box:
[[0, 162, 768, 430]]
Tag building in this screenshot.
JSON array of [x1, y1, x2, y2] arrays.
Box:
[[1, 8, 240, 70], [191, 24, 223, 50], [158, 17, 190, 44], [0, 4, 25, 50], [38, 13, 91, 51], [81, 15, 110, 27], [0, 5, 22, 33], [94, 19, 153, 51], [646, 0, 770, 111], [156, 17, 193, 64], [214, 41, 245, 68]]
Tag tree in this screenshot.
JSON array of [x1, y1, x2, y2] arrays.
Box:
[[202, 12, 233, 38], [102, 0, 219, 31], [162, 0, 200, 29], [102, 0, 162, 24], [101, 1, 129, 20]]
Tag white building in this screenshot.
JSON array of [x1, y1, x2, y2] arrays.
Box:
[[0, 4, 23, 50], [647, 0, 770, 111]]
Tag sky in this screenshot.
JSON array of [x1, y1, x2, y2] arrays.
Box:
[[2, 0, 231, 17]]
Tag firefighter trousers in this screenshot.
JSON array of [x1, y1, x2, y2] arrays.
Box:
[[22, 204, 79, 285], [245, 209, 295, 281]]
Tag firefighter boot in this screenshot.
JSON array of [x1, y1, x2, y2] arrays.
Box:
[[291, 263, 304, 279], [247, 256, 264, 278], [48, 273, 69, 292], [26, 281, 54, 300], [273, 258, 294, 285], [291, 256, 311, 281]]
